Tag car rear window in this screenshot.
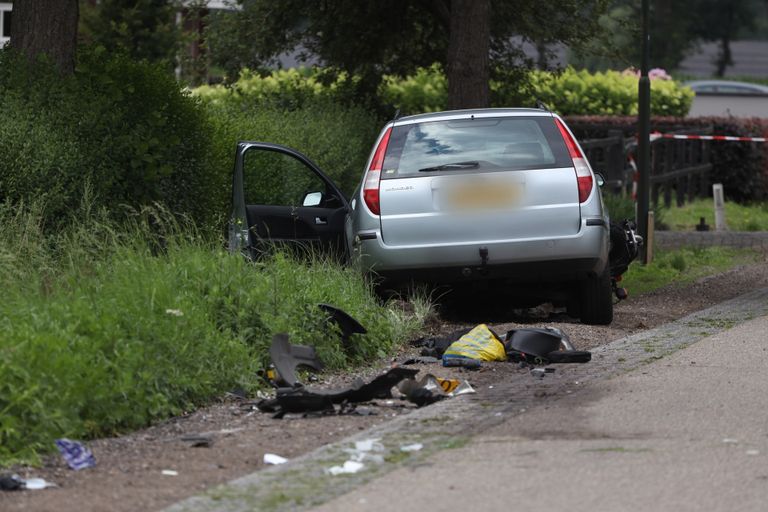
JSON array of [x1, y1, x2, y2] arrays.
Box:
[[381, 116, 572, 179]]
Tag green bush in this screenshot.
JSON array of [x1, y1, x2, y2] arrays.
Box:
[[192, 67, 358, 110], [0, 203, 425, 465], [205, 99, 381, 201], [379, 63, 447, 114], [379, 65, 694, 117], [0, 47, 216, 227]]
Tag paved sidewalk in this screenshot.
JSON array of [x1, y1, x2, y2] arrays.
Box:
[[315, 314, 768, 512]]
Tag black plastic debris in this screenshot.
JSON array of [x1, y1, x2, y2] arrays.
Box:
[[269, 333, 324, 387], [505, 327, 591, 365], [180, 435, 214, 448], [257, 367, 419, 417], [414, 327, 473, 358], [0, 475, 22, 491], [397, 375, 447, 407], [318, 303, 367, 355], [399, 356, 440, 365], [442, 357, 482, 370]]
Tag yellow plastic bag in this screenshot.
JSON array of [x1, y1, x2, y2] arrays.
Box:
[[443, 324, 507, 362]]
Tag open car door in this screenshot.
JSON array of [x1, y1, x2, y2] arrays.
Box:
[[228, 142, 350, 261]]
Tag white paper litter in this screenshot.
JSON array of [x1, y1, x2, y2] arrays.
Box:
[[23, 478, 57, 490], [165, 309, 184, 317], [451, 381, 476, 396], [722, 438, 739, 444], [161, 469, 179, 476], [263, 453, 288, 465], [746, 450, 760, 456], [327, 460, 365, 475], [354, 438, 382, 452], [400, 443, 423, 452]]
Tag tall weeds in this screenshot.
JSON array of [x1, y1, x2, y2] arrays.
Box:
[[0, 202, 426, 465]]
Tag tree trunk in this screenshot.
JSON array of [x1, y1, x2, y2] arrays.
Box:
[[10, 0, 79, 74], [446, 0, 490, 110]]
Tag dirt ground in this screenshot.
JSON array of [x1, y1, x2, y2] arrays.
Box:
[[3, 256, 768, 512]]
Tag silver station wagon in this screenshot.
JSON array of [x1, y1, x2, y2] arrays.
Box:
[[230, 108, 613, 325]]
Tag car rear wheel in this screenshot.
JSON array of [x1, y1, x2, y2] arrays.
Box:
[[579, 268, 613, 325]]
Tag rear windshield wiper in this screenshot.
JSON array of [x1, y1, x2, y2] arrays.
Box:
[[418, 161, 479, 172]]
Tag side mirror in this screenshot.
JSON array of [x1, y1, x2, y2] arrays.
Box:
[[302, 191, 323, 207], [595, 172, 605, 188]]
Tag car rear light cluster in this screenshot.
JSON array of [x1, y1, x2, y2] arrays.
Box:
[[362, 127, 392, 215], [555, 119, 593, 203]]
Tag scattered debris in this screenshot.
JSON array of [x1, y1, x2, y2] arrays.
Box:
[[505, 327, 591, 365], [327, 460, 365, 475], [165, 309, 184, 317], [414, 328, 473, 358], [55, 438, 96, 470], [435, 377, 460, 393], [161, 470, 179, 476], [398, 375, 447, 407], [22, 477, 57, 490], [263, 453, 288, 465], [530, 368, 557, 379], [257, 367, 419, 417], [400, 443, 423, 452], [451, 381, 476, 396], [268, 333, 324, 388], [0, 475, 22, 491], [443, 324, 507, 362], [180, 435, 214, 448], [442, 357, 482, 369], [399, 356, 440, 365], [318, 303, 368, 356]]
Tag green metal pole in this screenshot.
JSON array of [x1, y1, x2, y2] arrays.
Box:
[[637, 0, 651, 264]]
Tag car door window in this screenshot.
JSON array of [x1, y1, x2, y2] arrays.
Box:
[[243, 150, 328, 207]]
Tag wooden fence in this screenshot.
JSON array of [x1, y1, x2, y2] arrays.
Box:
[[580, 128, 713, 207]]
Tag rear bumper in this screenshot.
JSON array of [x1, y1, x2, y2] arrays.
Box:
[[354, 223, 609, 284]]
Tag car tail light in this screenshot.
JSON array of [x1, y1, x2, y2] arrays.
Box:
[[363, 127, 391, 215], [556, 118, 593, 203]]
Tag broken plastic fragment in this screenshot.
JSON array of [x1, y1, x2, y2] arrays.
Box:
[[23, 478, 57, 490], [450, 381, 476, 396], [746, 450, 760, 456], [400, 443, 423, 452], [161, 470, 179, 476], [165, 309, 184, 316], [327, 460, 365, 475], [263, 453, 288, 465], [722, 438, 739, 444]]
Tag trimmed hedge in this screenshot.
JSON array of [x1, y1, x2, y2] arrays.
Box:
[[379, 65, 694, 117], [566, 116, 768, 202], [0, 48, 216, 227]]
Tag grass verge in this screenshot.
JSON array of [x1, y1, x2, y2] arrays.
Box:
[[662, 198, 768, 231], [621, 246, 761, 296], [0, 203, 427, 466]]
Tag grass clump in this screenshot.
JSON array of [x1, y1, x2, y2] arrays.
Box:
[[0, 203, 425, 466], [663, 198, 768, 231], [621, 246, 761, 296]]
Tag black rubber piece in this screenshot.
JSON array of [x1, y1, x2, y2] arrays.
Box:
[[546, 350, 592, 363]]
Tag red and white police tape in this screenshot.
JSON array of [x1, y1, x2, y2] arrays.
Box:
[[650, 132, 767, 143]]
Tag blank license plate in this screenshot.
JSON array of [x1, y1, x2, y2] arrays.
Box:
[[447, 181, 522, 210]]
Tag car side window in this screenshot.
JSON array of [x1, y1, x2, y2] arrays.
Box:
[[243, 150, 329, 207]]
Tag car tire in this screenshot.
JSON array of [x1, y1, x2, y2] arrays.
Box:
[[579, 267, 613, 325]]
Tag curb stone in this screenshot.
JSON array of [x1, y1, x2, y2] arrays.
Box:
[[164, 287, 768, 512]]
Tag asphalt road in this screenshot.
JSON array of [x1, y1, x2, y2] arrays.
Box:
[[314, 314, 768, 512]]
